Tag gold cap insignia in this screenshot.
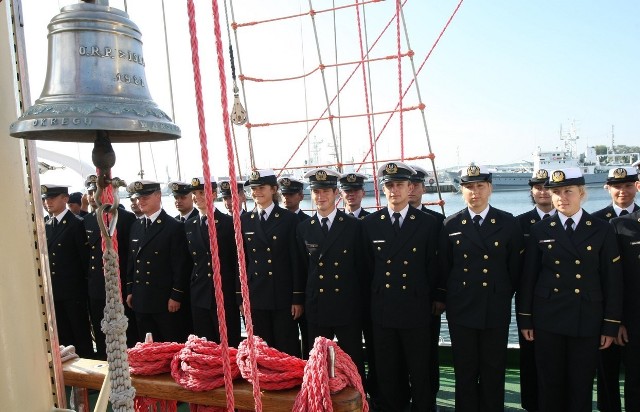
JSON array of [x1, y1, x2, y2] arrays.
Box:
[[613, 168, 627, 179], [134, 181, 144, 190], [191, 178, 201, 186], [249, 171, 261, 181], [280, 178, 291, 187], [385, 163, 398, 175], [41, 185, 48, 193], [88, 175, 98, 183], [315, 170, 328, 181], [220, 181, 230, 190], [467, 165, 480, 177], [346, 174, 357, 183], [551, 171, 565, 183], [171, 182, 180, 191], [535, 169, 549, 179]]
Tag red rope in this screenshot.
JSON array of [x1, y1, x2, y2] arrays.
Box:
[[356, 0, 465, 172], [396, 0, 404, 160], [293, 337, 369, 412], [171, 335, 241, 391], [236, 336, 306, 390], [277, 0, 407, 176], [128, 341, 185, 375], [354, 0, 380, 206], [186, 1, 236, 410], [97, 168, 120, 296], [204, 0, 263, 409]]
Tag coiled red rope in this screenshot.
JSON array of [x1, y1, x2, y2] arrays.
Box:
[[129, 341, 186, 375], [237, 336, 307, 390], [293, 337, 369, 412], [171, 335, 241, 391]]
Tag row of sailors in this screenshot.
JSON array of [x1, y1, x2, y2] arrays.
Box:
[[40, 163, 640, 412]]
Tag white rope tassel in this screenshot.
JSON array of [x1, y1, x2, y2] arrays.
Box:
[[101, 246, 135, 411]]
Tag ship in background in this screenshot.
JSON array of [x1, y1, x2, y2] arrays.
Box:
[[447, 123, 639, 192]]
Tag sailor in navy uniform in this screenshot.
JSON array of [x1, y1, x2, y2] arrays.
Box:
[[592, 166, 639, 412], [296, 168, 366, 379], [362, 162, 439, 410], [437, 165, 524, 412], [611, 208, 640, 411], [409, 165, 446, 409], [279, 177, 310, 222], [170, 181, 199, 222], [185, 177, 241, 347], [240, 169, 304, 357], [519, 167, 623, 412], [514, 169, 555, 412], [83, 175, 137, 359], [219, 180, 247, 215], [42, 184, 94, 358], [125, 180, 192, 343], [339, 172, 370, 219]]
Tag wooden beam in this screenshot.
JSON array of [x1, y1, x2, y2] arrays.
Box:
[[62, 358, 363, 411]]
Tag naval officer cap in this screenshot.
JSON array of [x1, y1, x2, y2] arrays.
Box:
[[408, 165, 430, 183], [339, 172, 367, 190], [169, 181, 193, 196], [41, 184, 69, 199], [606, 166, 638, 184], [244, 169, 278, 187], [377, 161, 416, 183], [528, 169, 549, 186], [459, 164, 492, 184], [84, 174, 98, 191], [544, 167, 585, 188], [67, 192, 83, 205], [278, 177, 305, 194], [305, 168, 341, 189], [189, 177, 217, 191], [218, 180, 245, 197], [128, 180, 161, 198]]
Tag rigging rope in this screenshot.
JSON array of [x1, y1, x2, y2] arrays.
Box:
[[185, 1, 237, 410], [354, 0, 380, 206]]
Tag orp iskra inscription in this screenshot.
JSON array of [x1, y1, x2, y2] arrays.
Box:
[[78, 45, 146, 66]]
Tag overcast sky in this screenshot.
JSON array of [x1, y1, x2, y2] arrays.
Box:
[[22, 0, 640, 190]]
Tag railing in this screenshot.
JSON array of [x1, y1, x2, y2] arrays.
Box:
[[62, 358, 363, 411]]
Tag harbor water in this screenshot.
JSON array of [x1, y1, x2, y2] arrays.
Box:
[[130, 185, 615, 346]]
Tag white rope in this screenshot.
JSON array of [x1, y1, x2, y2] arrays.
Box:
[[59, 345, 79, 363]]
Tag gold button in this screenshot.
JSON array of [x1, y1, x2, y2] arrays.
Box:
[[482, 282, 488, 287], [483, 255, 489, 260], [137, 259, 140, 263], [456, 240, 460, 245], [555, 260, 560, 265], [254, 260, 258, 264], [319, 275, 324, 279], [462, 281, 466, 286], [483, 269, 488, 274], [272, 235, 277, 240], [553, 288, 559, 292], [576, 274, 581, 279], [319, 262, 324, 267], [385, 284, 390, 288], [412, 248, 417, 252], [377, 247, 381, 251], [267, 259, 272, 263], [385, 271, 391, 276], [335, 288, 340, 292], [146, 261, 151, 264], [548, 245, 552, 249], [252, 248, 256, 252], [463, 254, 468, 258], [52, 272, 56, 275], [575, 260, 580, 265], [335, 275, 339, 279], [52, 262, 55, 266], [268, 272, 272, 276], [145, 281, 149, 285], [91, 266, 95, 270], [208, 274, 212, 277], [464, 268, 468, 272], [404, 261, 408, 265], [575, 289, 580, 294], [267, 248, 271, 252], [192, 252, 196, 255], [146, 272, 150, 275], [586, 246, 592, 251], [402, 286, 407, 290], [343, 249, 348, 253], [320, 289, 324, 293], [91, 256, 95, 260], [136, 270, 139, 273], [91, 246, 95, 250], [387, 259, 391, 264], [334, 262, 339, 267], [555, 273, 560, 278]]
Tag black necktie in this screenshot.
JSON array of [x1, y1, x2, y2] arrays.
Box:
[[392, 212, 401, 234], [321, 217, 329, 236], [473, 215, 482, 230], [180, 216, 186, 222], [542, 213, 550, 220], [51, 218, 58, 231], [145, 218, 151, 231], [201, 215, 208, 228], [565, 217, 574, 238], [619, 210, 629, 216], [260, 210, 267, 222], [349, 212, 354, 217]]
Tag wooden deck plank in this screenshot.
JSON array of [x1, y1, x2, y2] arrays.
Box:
[[62, 358, 363, 411]]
